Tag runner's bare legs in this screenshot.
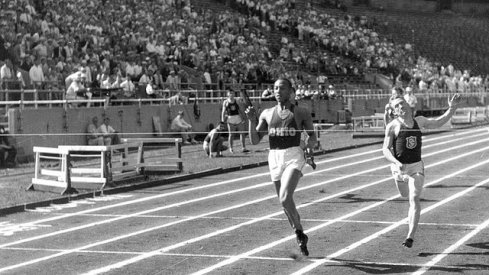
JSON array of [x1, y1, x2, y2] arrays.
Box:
[[273, 168, 303, 231]]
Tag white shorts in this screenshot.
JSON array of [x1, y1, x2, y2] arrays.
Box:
[[390, 160, 424, 182], [227, 115, 243, 125], [268, 146, 306, 182]]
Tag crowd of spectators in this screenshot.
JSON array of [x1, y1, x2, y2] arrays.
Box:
[[398, 56, 489, 94], [0, 0, 488, 104]]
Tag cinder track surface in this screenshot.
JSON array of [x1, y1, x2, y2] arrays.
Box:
[[1, 127, 488, 275]]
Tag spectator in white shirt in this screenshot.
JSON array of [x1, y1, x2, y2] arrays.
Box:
[[170, 110, 197, 145], [98, 117, 120, 145], [120, 77, 136, 98], [29, 58, 45, 89]]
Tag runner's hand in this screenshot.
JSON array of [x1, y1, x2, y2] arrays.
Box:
[[244, 106, 257, 121], [448, 93, 461, 108]]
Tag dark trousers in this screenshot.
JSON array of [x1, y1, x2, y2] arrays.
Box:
[[0, 146, 17, 168]]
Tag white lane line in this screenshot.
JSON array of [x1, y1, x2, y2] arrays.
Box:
[[63, 214, 479, 228], [80, 147, 489, 275], [3, 130, 483, 241], [192, 158, 489, 275], [2, 247, 485, 272], [412, 217, 489, 275], [291, 180, 489, 275], [0, 140, 486, 273], [3, 133, 482, 250]]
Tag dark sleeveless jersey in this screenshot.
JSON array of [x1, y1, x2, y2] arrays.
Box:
[[268, 105, 301, 149], [225, 100, 240, 116], [393, 120, 422, 164]]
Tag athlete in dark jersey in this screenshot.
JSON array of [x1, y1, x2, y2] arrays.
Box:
[[383, 94, 461, 248], [245, 78, 317, 256], [392, 120, 422, 164], [222, 90, 249, 153]]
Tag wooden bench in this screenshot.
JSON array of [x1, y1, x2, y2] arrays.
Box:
[[121, 138, 183, 173]]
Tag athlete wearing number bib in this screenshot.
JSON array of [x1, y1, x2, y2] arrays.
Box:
[[390, 119, 424, 182], [245, 78, 317, 256], [383, 95, 461, 248]]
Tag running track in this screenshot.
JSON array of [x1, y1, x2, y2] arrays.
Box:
[[1, 127, 488, 274]]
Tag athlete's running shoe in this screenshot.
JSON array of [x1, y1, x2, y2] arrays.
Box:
[[296, 230, 309, 256], [402, 238, 413, 248]]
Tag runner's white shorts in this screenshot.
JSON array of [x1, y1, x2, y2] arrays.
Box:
[[268, 146, 305, 182], [227, 115, 243, 125], [390, 160, 424, 182]]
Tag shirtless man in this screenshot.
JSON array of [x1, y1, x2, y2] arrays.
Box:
[[245, 78, 317, 256]]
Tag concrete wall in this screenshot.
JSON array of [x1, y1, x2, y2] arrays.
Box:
[[7, 99, 345, 160], [8, 95, 487, 161]]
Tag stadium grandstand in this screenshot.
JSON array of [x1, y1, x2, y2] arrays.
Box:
[[0, 0, 488, 162]]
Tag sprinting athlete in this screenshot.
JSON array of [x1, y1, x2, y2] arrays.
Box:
[[245, 78, 317, 256], [382, 94, 461, 248]]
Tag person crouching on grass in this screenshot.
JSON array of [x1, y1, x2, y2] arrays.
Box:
[[382, 93, 461, 248], [245, 78, 317, 256], [203, 122, 228, 158]]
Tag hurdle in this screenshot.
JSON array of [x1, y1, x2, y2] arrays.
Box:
[[313, 123, 334, 150], [29, 146, 75, 195], [59, 143, 143, 189], [121, 138, 183, 173], [29, 143, 144, 194]]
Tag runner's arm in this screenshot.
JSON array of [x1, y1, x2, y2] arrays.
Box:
[[302, 109, 317, 150], [382, 123, 402, 167], [416, 94, 460, 129], [246, 107, 267, 145]]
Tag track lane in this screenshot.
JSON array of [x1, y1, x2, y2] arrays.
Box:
[[0, 128, 486, 274]]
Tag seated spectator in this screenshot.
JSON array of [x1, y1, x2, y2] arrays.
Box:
[[0, 126, 17, 168], [98, 117, 120, 145], [170, 110, 197, 145], [120, 76, 136, 98], [261, 88, 275, 101], [203, 122, 228, 158], [66, 72, 90, 107], [86, 116, 104, 145]]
